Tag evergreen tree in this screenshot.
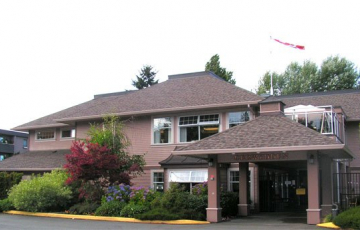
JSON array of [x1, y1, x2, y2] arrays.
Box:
[[205, 54, 236, 84], [132, 65, 159, 89]]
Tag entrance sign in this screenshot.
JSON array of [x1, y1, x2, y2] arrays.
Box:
[[234, 152, 289, 161], [296, 188, 306, 195]]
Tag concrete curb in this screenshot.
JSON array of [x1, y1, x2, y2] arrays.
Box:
[[316, 222, 340, 229], [4, 210, 210, 225]]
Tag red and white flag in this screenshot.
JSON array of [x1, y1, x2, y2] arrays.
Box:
[[271, 37, 305, 50]]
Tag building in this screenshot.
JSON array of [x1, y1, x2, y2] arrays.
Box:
[[0, 129, 28, 161], [1, 71, 359, 224]]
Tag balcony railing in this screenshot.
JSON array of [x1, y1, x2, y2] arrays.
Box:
[[284, 105, 343, 142], [0, 143, 14, 153]]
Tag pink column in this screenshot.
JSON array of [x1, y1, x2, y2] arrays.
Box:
[[307, 152, 321, 224], [206, 155, 222, 222], [321, 156, 333, 217], [239, 162, 250, 216]]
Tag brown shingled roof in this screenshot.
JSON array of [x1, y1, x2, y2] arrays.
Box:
[[263, 89, 360, 120], [14, 72, 263, 130], [0, 149, 70, 171], [175, 115, 339, 152]]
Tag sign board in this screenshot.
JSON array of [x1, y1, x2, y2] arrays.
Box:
[[296, 188, 306, 195]]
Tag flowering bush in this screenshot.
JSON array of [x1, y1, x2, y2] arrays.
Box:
[[192, 182, 208, 196], [105, 184, 131, 203], [104, 184, 156, 206]]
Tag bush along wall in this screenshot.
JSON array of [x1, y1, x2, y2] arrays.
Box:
[[0, 172, 23, 199], [333, 206, 360, 229]]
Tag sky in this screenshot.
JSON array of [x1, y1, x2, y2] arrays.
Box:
[[1, 0, 359, 130]]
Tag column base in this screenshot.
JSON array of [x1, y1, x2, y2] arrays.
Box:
[[321, 205, 332, 218], [206, 208, 222, 223], [238, 204, 250, 216], [307, 209, 321, 224]]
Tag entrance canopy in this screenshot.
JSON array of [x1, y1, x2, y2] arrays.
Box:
[[172, 115, 354, 161]]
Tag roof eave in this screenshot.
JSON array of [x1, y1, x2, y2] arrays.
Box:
[[172, 144, 348, 156], [54, 100, 262, 123], [0, 168, 62, 171], [12, 123, 70, 131]]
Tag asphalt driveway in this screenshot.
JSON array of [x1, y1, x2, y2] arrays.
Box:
[[0, 212, 323, 230]]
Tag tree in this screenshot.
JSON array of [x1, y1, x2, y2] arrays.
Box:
[[205, 54, 236, 84], [64, 116, 145, 201], [256, 56, 359, 95], [132, 65, 159, 89], [313, 56, 359, 92]]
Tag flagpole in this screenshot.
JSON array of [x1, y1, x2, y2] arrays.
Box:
[[270, 36, 274, 96]]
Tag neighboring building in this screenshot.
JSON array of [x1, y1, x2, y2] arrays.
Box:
[[1, 71, 359, 225], [0, 129, 28, 161]]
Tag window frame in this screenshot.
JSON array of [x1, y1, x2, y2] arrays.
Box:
[[60, 128, 76, 139], [151, 170, 164, 192], [151, 117, 173, 145], [35, 129, 56, 141], [23, 139, 28, 149], [178, 114, 220, 143], [228, 168, 240, 192], [227, 111, 251, 128]]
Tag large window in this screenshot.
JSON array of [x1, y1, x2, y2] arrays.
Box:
[[36, 130, 55, 140], [179, 114, 219, 142], [152, 172, 164, 192], [153, 118, 172, 144], [169, 169, 208, 193], [228, 111, 250, 128], [61, 128, 76, 139]]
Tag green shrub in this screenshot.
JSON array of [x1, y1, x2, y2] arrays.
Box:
[[95, 200, 126, 216], [0, 198, 14, 212], [68, 202, 100, 215], [183, 195, 207, 220], [160, 183, 190, 212], [323, 213, 333, 223], [8, 170, 72, 212], [0, 172, 23, 199], [135, 208, 181, 220], [120, 203, 148, 218], [333, 206, 360, 229], [220, 191, 238, 217]]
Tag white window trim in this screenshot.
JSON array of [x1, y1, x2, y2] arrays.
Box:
[[177, 114, 221, 143], [60, 128, 76, 140], [226, 111, 252, 129], [151, 117, 174, 145], [151, 169, 164, 190], [35, 129, 56, 142]]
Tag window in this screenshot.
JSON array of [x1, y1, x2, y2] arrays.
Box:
[[229, 170, 239, 192], [153, 118, 172, 144], [61, 128, 76, 138], [152, 172, 164, 192], [179, 114, 219, 142], [228, 111, 250, 128], [169, 169, 208, 193], [36, 130, 55, 140], [23, 139, 28, 148]]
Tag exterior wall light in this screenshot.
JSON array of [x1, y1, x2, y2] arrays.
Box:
[[208, 158, 214, 167], [309, 154, 315, 164]]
